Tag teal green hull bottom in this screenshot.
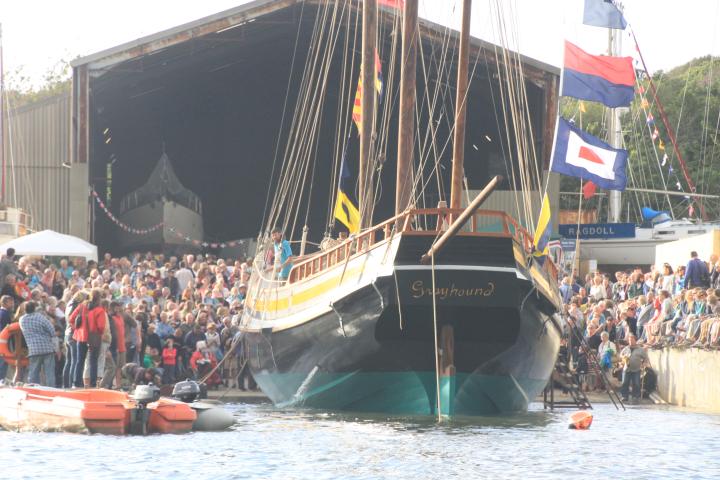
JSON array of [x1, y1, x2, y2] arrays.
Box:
[[254, 371, 548, 416]]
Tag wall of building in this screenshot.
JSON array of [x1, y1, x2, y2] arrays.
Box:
[[3, 93, 72, 234], [654, 230, 720, 270], [647, 348, 720, 413]]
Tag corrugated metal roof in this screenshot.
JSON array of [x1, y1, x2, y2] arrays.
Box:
[[72, 0, 559, 77]]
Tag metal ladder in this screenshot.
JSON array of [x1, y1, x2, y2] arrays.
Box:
[[543, 354, 593, 410], [544, 317, 626, 411], [570, 323, 626, 411]]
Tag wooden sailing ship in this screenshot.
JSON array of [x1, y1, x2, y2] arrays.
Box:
[[240, 0, 563, 416]]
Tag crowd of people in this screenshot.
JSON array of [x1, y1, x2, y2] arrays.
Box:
[[558, 250, 720, 402], [0, 247, 255, 391]]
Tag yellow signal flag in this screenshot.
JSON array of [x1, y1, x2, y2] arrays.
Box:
[[532, 193, 552, 258], [334, 190, 360, 233]]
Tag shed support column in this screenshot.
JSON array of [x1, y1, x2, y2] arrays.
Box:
[[70, 66, 90, 240]]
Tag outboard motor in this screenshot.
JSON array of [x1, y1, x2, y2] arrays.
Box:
[[172, 380, 201, 403], [172, 380, 234, 431], [129, 383, 161, 435]]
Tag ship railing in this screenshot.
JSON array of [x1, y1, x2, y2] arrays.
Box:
[[288, 208, 537, 284]]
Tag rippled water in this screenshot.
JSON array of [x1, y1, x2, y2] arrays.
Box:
[[2, 401, 719, 479]]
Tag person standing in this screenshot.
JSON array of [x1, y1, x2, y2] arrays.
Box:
[[19, 301, 56, 386], [62, 291, 85, 388], [0, 248, 17, 290], [175, 262, 194, 293], [84, 298, 110, 388], [0, 295, 15, 382], [161, 338, 178, 384], [620, 334, 649, 402], [109, 301, 127, 389], [684, 251, 710, 289], [597, 331, 616, 382], [271, 228, 293, 281]]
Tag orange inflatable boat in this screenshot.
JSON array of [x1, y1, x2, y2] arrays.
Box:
[[0, 387, 196, 435]]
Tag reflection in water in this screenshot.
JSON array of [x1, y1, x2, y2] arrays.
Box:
[[2, 402, 720, 479]]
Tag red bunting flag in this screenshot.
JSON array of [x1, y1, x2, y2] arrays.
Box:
[[582, 180, 597, 199]]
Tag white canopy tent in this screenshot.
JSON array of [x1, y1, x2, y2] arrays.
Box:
[[0, 230, 98, 261]]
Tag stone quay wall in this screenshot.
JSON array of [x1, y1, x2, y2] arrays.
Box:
[[647, 348, 720, 413]]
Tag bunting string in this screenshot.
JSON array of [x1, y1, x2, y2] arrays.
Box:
[[91, 189, 164, 235], [166, 227, 249, 250]]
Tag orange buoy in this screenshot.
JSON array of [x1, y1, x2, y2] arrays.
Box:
[[568, 410, 593, 430], [0, 323, 29, 367]]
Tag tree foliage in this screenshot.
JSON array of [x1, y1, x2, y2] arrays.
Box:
[[558, 57, 720, 222], [3, 59, 72, 108]]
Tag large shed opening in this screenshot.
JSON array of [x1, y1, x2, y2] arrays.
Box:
[[82, 0, 556, 254]]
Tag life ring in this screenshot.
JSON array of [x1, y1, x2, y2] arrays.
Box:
[[0, 323, 30, 367]]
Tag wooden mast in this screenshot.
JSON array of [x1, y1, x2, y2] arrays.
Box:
[[0, 24, 5, 203], [449, 0, 472, 210], [360, 0, 377, 229], [395, 0, 418, 216]]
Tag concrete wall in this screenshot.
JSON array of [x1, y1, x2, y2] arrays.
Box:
[[655, 230, 720, 270], [647, 348, 720, 413]]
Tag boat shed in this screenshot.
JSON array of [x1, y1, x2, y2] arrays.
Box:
[[68, 0, 560, 252]]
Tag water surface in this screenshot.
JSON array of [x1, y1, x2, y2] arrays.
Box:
[[2, 402, 718, 479]]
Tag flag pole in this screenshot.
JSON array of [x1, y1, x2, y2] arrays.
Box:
[[0, 23, 5, 204], [607, 27, 622, 223], [449, 0, 472, 211], [395, 0, 417, 218]]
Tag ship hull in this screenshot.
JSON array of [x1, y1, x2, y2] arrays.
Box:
[[118, 201, 203, 252], [244, 236, 562, 415]]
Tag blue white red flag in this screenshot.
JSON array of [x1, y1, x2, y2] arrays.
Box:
[[562, 41, 635, 108], [551, 117, 628, 191], [583, 0, 627, 30]]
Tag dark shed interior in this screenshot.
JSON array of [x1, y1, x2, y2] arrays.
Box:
[[85, 0, 555, 254]]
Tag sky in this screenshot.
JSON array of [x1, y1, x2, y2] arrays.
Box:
[[0, 0, 718, 89]]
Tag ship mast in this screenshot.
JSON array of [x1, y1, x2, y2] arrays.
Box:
[[0, 24, 5, 204], [395, 0, 418, 216], [449, 0, 472, 210], [359, 0, 377, 229], [607, 27, 622, 223]]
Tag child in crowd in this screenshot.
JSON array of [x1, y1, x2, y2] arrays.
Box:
[[161, 338, 177, 385]]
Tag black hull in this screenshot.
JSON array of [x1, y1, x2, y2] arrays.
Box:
[[245, 235, 562, 415]]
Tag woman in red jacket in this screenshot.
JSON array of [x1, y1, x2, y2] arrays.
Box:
[[85, 292, 108, 387], [69, 290, 92, 387], [70, 289, 104, 387]]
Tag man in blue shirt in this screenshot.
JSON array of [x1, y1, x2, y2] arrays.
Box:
[[271, 228, 294, 281], [0, 295, 15, 382]]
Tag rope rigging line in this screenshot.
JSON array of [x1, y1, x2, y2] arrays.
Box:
[[267, 1, 339, 239], [262, 0, 308, 232]]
